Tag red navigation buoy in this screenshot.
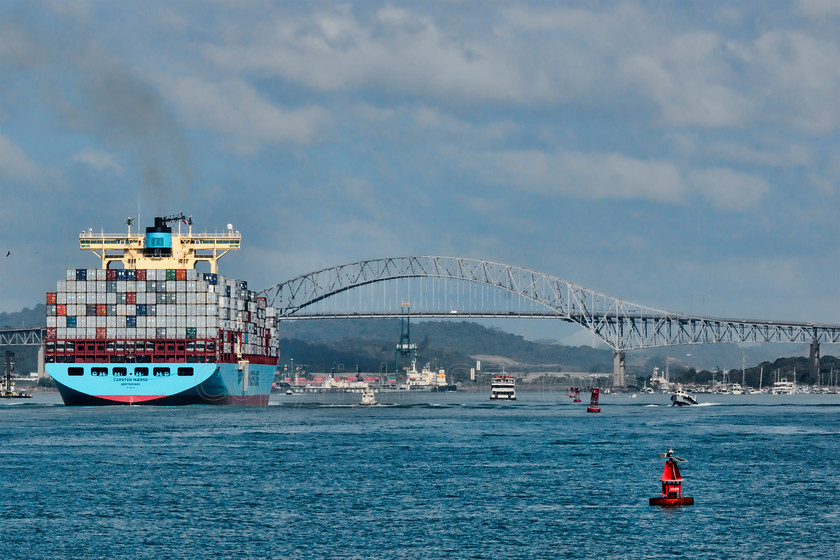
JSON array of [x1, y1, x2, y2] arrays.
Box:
[[586, 387, 601, 413], [648, 449, 694, 507], [573, 387, 581, 402]]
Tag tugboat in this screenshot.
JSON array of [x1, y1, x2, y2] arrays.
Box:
[[648, 449, 694, 507], [586, 387, 601, 413], [670, 387, 699, 406], [1, 351, 32, 399], [490, 372, 516, 400], [359, 386, 377, 406]]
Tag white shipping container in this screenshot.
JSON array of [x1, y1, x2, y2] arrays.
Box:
[[116, 328, 127, 338], [175, 328, 186, 338], [196, 328, 206, 338], [66, 280, 76, 292], [126, 280, 136, 292], [166, 280, 176, 292], [106, 293, 117, 305], [165, 316, 175, 328], [57, 280, 67, 292], [106, 328, 116, 339], [136, 281, 146, 292], [77, 292, 87, 304], [47, 316, 57, 328], [57, 327, 67, 338], [186, 316, 196, 328], [95, 269, 106, 280], [66, 269, 75, 281], [106, 317, 117, 328], [206, 317, 217, 328], [186, 292, 196, 304], [56, 292, 67, 304], [196, 316, 205, 328], [95, 293, 106, 304], [96, 316, 106, 328], [176, 292, 186, 304], [136, 292, 146, 305], [187, 269, 198, 281], [137, 316, 146, 328], [117, 281, 126, 292], [126, 304, 136, 315], [77, 316, 86, 328], [146, 328, 155, 338]]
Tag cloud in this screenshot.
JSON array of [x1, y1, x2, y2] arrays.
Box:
[[468, 149, 686, 204], [71, 148, 124, 174], [0, 133, 41, 184], [159, 75, 330, 154], [0, 5, 190, 200], [688, 167, 769, 211]]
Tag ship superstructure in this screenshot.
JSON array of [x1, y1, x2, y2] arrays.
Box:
[[44, 215, 278, 405]]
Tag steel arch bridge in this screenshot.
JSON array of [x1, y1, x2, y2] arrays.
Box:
[[260, 256, 840, 387]]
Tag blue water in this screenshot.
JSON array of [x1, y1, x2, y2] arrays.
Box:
[[2, 392, 839, 559]]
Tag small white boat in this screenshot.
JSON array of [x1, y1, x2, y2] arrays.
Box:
[[359, 387, 377, 406], [670, 388, 698, 406], [490, 373, 516, 400]]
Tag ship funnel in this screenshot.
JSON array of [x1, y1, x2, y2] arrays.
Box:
[[144, 217, 173, 257]]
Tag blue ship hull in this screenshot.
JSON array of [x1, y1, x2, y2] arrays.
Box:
[[46, 362, 274, 406]]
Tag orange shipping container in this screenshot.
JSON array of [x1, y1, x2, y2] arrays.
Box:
[[176, 269, 187, 281], [56, 304, 67, 316], [46, 292, 57, 304], [96, 304, 107, 316], [95, 328, 107, 339]]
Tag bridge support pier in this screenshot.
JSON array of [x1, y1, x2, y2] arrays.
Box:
[[613, 351, 626, 390], [810, 342, 820, 385]]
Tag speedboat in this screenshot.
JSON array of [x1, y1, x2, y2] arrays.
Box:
[[359, 387, 377, 406], [670, 388, 698, 406]]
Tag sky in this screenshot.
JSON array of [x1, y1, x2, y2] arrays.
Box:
[[1, 0, 840, 342]]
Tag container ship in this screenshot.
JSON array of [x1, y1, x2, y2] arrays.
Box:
[[44, 215, 279, 405]]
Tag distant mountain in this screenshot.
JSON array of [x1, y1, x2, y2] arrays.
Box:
[[0, 304, 46, 328]]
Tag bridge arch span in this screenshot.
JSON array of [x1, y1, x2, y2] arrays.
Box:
[[259, 256, 840, 387]]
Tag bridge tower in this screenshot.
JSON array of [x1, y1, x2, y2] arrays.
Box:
[[810, 342, 820, 385], [395, 303, 416, 374], [613, 351, 626, 390]]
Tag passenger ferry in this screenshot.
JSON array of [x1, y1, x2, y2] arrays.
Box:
[[44, 215, 279, 405], [490, 373, 516, 400]]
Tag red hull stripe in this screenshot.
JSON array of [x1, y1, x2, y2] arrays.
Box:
[[94, 394, 169, 404]]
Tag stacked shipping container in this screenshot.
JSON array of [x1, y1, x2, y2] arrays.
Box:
[[44, 269, 278, 365]]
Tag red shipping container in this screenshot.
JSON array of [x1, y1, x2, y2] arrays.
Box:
[[106, 269, 117, 281], [46, 292, 57, 304], [176, 269, 187, 281], [136, 269, 146, 280], [126, 292, 136, 304], [56, 304, 67, 316], [45, 328, 57, 340], [96, 304, 107, 316], [95, 328, 107, 339]]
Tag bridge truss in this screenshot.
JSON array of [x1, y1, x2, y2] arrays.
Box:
[[261, 257, 839, 387], [261, 256, 840, 351]]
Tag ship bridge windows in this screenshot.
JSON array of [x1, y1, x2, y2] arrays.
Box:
[[177, 367, 194, 376]]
